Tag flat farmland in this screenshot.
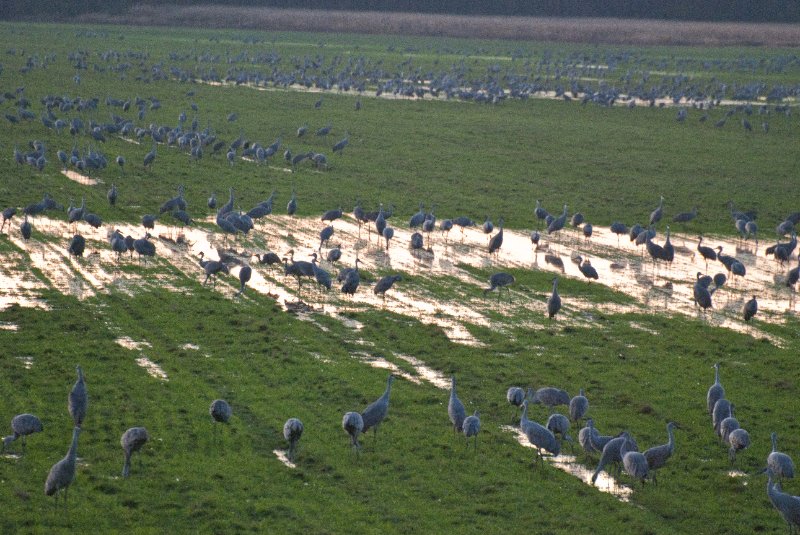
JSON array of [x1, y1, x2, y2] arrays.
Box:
[[0, 22, 798, 534]]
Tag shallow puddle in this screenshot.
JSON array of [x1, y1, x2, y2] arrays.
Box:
[[116, 336, 152, 351], [0, 322, 19, 331], [501, 425, 633, 502], [272, 449, 297, 469], [15, 356, 33, 369], [61, 170, 99, 186], [135, 356, 168, 381]]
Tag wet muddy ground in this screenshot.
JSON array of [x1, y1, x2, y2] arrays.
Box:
[[1, 209, 792, 503], [0, 209, 796, 349]]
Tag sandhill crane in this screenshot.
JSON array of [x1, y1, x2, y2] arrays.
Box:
[[342, 411, 364, 451], [44, 427, 80, 506], [68, 365, 87, 428], [569, 389, 588, 424], [2, 413, 43, 452], [121, 427, 149, 477], [463, 411, 481, 451], [283, 418, 304, 462], [643, 422, 677, 484], [448, 376, 466, 433], [361, 374, 394, 439], [707, 363, 725, 416]]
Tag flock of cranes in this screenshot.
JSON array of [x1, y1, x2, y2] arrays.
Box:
[[1, 31, 799, 533], [13, 358, 798, 532]]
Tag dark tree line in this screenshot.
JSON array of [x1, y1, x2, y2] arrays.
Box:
[[3, 0, 799, 23]]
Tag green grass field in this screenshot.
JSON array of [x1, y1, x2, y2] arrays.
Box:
[[0, 22, 799, 534]]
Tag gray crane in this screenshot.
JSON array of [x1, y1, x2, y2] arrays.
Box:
[[107, 183, 117, 207], [283, 418, 304, 462], [506, 386, 529, 422], [488, 218, 504, 255], [482, 216, 493, 238], [311, 254, 332, 291], [463, 411, 480, 451], [133, 234, 156, 264], [286, 190, 297, 216], [484, 272, 515, 300], [672, 206, 697, 224], [728, 427, 750, 463], [409, 203, 426, 228], [69, 365, 87, 428], [587, 421, 616, 454], [373, 274, 401, 301], [342, 411, 364, 451], [592, 431, 637, 484], [199, 252, 229, 286], [569, 389, 588, 423], [341, 259, 361, 296], [707, 363, 725, 416], [68, 234, 86, 258], [2, 413, 43, 452], [720, 405, 740, 443], [448, 375, 466, 433], [121, 427, 149, 477], [319, 225, 334, 250], [1, 206, 16, 233], [20, 214, 31, 241], [283, 250, 316, 290], [697, 237, 718, 269], [643, 422, 677, 484], [253, 252, 282, 270], [547, 277, 562, 319], [766, 471, 800, 533], [384, 226, 397, 249], [621, 434, 649, 485], [326, 246, 342, 265], [44, 427, 80, 507], [520, 400, 560, 464], [547, 204, 568, 235], [694, 275, 713, 312], [576, 256, 599, 281], [534, 200, 549, 229], [744, 296, 758, 322], [712, 398, 732, 435], [758, 432, 796, 482], [546, 413, 573, 449], [361, 374, 394, 439], [236, 265, 252, 296], [210, 399, 232, 441], [532, 387, 570, 408], [321, 206, 342, 223], [649, 195, 665, 226], [578, 418, 603, 455]]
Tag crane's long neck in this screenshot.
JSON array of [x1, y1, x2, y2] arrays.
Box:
[[520, 403, 529, 428], [714, 364, 720, 385], [667, 424, 675, 449], [68, 428, 80, 461], [771, 432, 778, 453], [450, 377, 456, 396]]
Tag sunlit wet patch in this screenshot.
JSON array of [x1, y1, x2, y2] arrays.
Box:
[[0, 322, 19, 331], [727, 470, 748, 478], [500, 425, 633, 502], [135, 356, 168, 381], [115, 337, 152, 351], [273, 449, 297, 469], [61, 169, 99, 186], [15, 356, 33, 369], [180, 343, 200, 351], [351, 351, 419, 384], [1, 453, 22, 460], [393, 353, 450, 389]]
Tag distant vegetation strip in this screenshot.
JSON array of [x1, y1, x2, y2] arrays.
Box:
[[78, 6, 800, 46]]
